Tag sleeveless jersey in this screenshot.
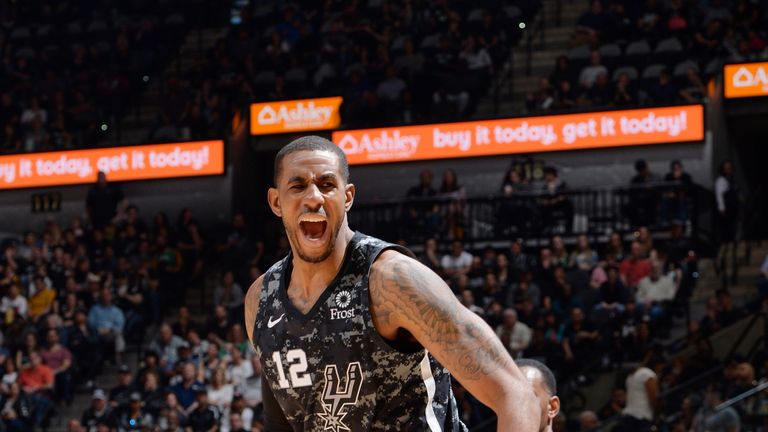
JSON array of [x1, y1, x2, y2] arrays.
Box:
[[253, 232, 468, 431]]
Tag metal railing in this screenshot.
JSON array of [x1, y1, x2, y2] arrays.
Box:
[[350, 183, 712, 250]]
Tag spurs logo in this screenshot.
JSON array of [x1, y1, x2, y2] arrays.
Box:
[[317, 362, 364, 431]]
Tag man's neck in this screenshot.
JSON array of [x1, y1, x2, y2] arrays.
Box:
[[290, 227, 355, 297]]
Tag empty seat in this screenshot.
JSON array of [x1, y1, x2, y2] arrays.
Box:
[[14, 47, 36, 59], [390, 35, 408, 52], [87, 20, 109, 33], [504, 6, 522, 20], [420, 33, 440, 50], [165, 14, 185, 26], [10, 27, 31, 39], [704, 58, 722, 76], [642, 64, 667, 79], [467, 8, 485, 22], [655, 37, 683, 53], [673, 60, 699, 76], [567, 44, 592, 60], [253, 70, 276, 86], [67, 22, 83, 34], [598, 44, 621, 58], [285, 68, 307, 82], [625, 40, 651, 56]]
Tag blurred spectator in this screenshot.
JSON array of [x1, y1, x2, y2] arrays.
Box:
[[690, 384, 740, 432], [612, 73, 637, 107], [0, 382, 35, 432], [570, 235, 598, 272], [150, 323, 188, 375], [636, 261, 677, 319], [759, 254, 768, 301], [620, 241, 652, 291], [661, 160, 693, 225], [41, 328, 73, 404], [442, 241, 473, 285], [117, 392, 153, 431], [187, 388, 221, 432], [715, 160, 740, 244], [599, 387, 626, 420], [496, 309, 532, 358], [578, 410, 600, 431], [578, 51, 608, 89], [214, 271, 244, 319], [108, 366, 134, 410], [81, 389, 116, 431], [87, 288, 126, 364], [86, 172, 125, 230], [171, 363, 204, 410], [538, 167, 572, 233], [715, 289, 741, 328], [418, 238, 443, 275], [574, 0, 607, 46], [617, 352, 659, 430]]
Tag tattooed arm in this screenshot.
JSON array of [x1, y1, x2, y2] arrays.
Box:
[[370, 250, 539, 431]]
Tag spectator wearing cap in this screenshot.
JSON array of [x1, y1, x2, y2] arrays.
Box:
[[170, 362, 204, 410], [117, 392, 153, 431], [187, 386, 221, 432], [109, 364, 136, 410], [81, 389, 116, 432], [87, 287, 126, 364], [41, 328, 73, 404], [148, 323, 188, 374]]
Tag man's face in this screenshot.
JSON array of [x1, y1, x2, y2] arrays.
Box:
[[269, 150, 354, 264], [521, 367, 560, 432]]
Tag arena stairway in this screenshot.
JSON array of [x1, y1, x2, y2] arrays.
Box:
[[475, 0, 590, 119], [563, 241, 767, 421]]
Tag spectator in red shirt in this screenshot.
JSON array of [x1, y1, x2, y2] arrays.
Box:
[[18, 351, 54, 395], [619, 241, 652, 290], [40, 328, 73, 404]]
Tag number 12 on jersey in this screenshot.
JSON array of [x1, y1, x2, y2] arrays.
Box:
[[272, 349, 313, 389]]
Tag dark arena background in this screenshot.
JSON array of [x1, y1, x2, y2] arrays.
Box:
[[1, 0, 768, 431]]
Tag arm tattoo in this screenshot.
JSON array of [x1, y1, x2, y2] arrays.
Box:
[[372, 255, 514, 381]]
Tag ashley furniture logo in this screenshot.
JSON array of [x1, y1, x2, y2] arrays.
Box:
[[725, 62, 768, 98], [250, 97, 342, 135]]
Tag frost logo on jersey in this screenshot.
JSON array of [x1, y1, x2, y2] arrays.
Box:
[[317, 362, 363, 432], [334, 291, 352, 308], [330, 290, 354, 320]]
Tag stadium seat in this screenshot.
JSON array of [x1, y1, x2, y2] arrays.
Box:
[[598, 43, 622, 69], [612, 66, 639, 81], [10, 26, 32, 40], [624, 40, 651, 65], [654, 37, 684, 66], [673, 60, 699, 77]]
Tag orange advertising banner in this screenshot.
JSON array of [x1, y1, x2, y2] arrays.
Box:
[[332, 105, 704, 165], [724, 62, 768, 98], [0, 140, 225, 190], [250, 97, 343, 135]]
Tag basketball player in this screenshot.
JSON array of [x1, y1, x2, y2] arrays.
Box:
[[517, 359, 561, 432], [244, 136, 538, 431]]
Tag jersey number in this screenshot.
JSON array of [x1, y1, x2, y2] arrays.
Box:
[[272, 349, 312, 389]]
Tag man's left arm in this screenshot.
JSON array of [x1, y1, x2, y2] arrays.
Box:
[[370, 251, 539, 431]]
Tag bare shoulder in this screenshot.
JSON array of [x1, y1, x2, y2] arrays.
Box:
[[244, 274, 265, 345]]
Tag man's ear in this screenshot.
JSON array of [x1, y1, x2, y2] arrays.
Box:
[[548, 395, 561, 420], [267, 187, 282, 218], [344, 183, 355, 212]]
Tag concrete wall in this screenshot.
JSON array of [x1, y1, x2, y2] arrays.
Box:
[[0, 166, 233, 234]]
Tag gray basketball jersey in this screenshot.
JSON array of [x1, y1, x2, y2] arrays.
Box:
[[253, 232, 468, 431]]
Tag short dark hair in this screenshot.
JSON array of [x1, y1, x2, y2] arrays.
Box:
[[517, 358, 557, 395], [635, 159, 648, 172], [273, 135, 349, 185]]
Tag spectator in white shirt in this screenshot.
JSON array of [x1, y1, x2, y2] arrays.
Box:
[[0, 283, 28, 319], [579, 51, 608, 89], [441, 240, 473, 281], [495, 309, 532, 358], [636, 261, 677, 319]]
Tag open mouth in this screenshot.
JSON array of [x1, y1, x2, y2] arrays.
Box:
[[299, 217, 328, 242]]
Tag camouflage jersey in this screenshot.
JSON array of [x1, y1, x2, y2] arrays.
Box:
[[253, 232, 467, 432]]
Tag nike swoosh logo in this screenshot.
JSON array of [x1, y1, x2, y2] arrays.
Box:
[[267, 313, 285, 328]]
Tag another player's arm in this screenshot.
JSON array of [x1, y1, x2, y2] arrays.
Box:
[[243, 276, 293, 432], [370, 251, 539, 432]]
